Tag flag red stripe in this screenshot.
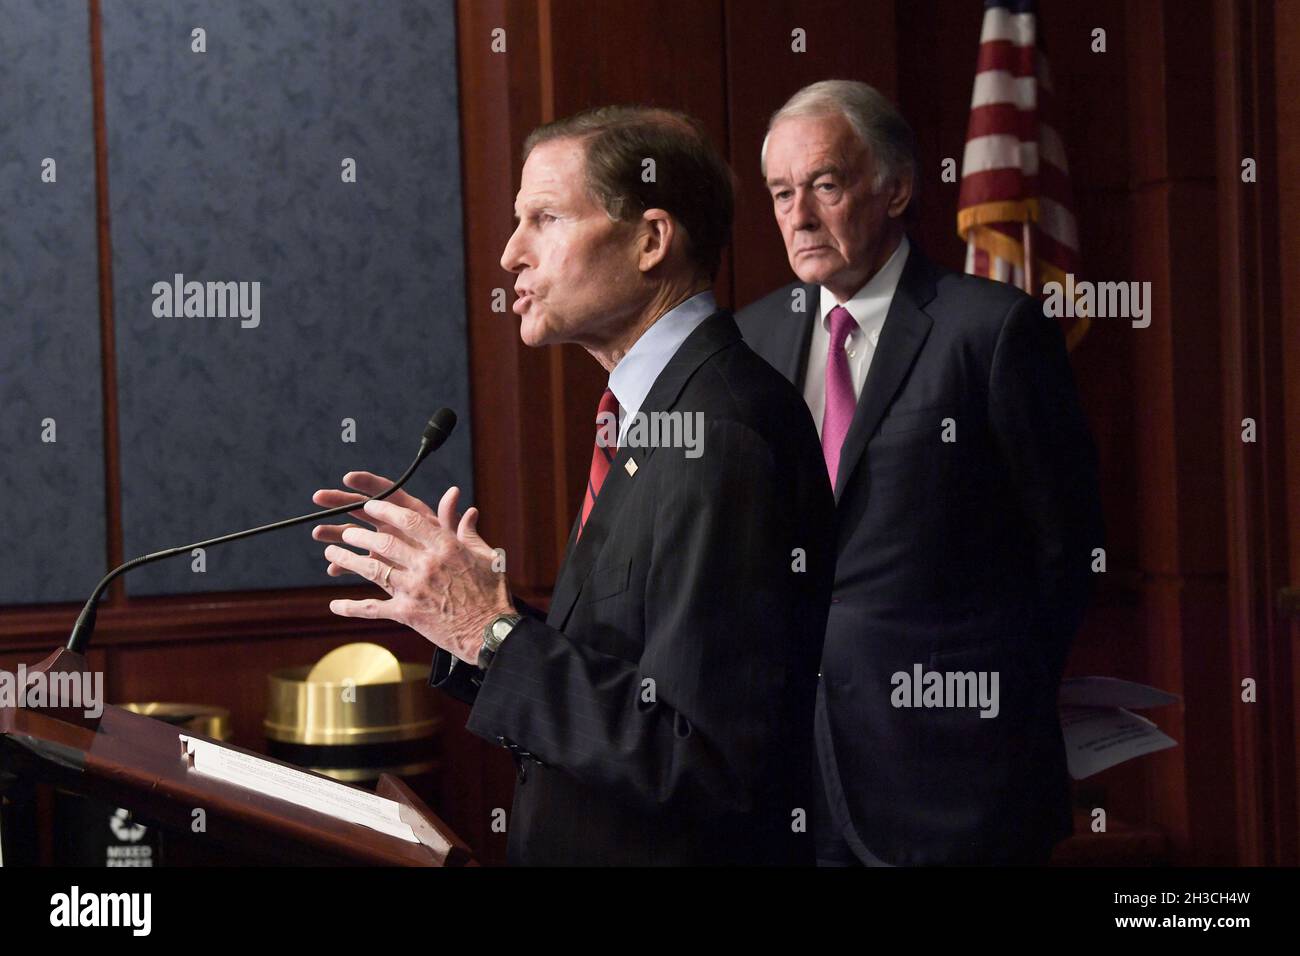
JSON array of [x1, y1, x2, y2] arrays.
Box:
[[964, 102, 1036, 142], [958, 167, 1037, 208], [958, 138, 1072, 210], [976, 39, 1037, 78]]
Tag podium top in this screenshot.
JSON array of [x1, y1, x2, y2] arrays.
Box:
[[1, 701, 473, 866]]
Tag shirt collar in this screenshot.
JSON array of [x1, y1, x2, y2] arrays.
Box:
[[818, 234, 910, 341], [608, 291, 717, 436]]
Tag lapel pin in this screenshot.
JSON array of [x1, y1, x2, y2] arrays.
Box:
[[624, 458, 638, 477]]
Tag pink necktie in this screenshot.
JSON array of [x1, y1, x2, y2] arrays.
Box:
[[822, 305, 858, 485]]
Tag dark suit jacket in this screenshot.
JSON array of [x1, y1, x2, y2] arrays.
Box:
[[736, 246, 1103, 865], [430, 310, 836, 865]]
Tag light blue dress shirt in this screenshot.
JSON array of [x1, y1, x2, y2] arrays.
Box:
[[607, 291, 717, 446]]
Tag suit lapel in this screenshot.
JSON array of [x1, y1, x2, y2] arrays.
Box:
[[776, 283, 818, 385], [546, 310, 741, 630], [832, 248, 938, 502]]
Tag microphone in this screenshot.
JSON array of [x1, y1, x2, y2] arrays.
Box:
[[64, 408, 458, 655]]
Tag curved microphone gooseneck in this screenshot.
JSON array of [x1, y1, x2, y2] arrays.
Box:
[[64, 408, 458, 654]]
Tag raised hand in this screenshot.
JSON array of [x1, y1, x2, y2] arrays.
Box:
[[316, 484, 516, 664]]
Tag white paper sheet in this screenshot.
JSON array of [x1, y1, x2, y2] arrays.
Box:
[[1059, 705, 1178, 779], [179, 735, 418, 843]]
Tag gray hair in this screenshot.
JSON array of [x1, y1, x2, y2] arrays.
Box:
[[760, 80, 917, 195]]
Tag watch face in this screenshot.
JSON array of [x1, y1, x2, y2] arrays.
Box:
[[491, 618, 514, 641]]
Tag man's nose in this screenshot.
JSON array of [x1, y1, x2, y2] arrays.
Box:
[[791, 188, 820, 230], [500, 226, 526, 273]]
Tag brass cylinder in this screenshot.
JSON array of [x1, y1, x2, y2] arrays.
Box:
[[263, 660, 439, 784]]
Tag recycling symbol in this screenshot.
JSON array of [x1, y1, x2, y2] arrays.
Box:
[[109, 807, 146, 842]]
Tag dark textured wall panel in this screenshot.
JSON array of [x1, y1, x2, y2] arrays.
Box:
[[101, 0, 473, 595], [0, 0, 109, 605]]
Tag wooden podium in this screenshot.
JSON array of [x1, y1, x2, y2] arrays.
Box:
[[0, 650, 474, 867]]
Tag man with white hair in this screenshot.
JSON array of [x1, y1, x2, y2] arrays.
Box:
[[737, 80, 1104, 865]]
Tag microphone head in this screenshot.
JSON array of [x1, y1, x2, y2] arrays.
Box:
[[421, 408, 457, 451]]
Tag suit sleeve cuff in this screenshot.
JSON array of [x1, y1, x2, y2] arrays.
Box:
[[464, 617, 559, 758], [428, 646, 484, 705]]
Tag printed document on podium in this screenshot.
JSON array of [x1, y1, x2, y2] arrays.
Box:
[[179, 735, 418, 842]]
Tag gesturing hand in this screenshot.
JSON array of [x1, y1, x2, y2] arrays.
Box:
[[312, 476, 515, 664]]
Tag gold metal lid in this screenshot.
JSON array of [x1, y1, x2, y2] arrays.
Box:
[[307, 641, 402, 685], [264, 645, 437, 745]]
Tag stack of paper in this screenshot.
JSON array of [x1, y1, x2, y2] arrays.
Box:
[[1058, 677, 1179, 779], [179, 735, 418, 843]]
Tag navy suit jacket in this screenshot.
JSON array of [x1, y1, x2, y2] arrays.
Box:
[[430, 311, 836, 865], [736, 246, 1103, 864]]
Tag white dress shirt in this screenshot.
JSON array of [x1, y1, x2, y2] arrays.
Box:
[[608, 291, 716, 446], [803, 235, 910, 437]]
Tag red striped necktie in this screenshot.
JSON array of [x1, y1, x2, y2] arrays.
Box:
[[578, 388, 620, 541]]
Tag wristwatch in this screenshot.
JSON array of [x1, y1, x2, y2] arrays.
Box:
[[478, 612, 522, 669]]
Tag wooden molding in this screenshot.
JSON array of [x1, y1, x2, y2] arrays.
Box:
[[0, 585, 555, 653]]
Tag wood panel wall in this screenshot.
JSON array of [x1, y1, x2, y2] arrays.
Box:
[[3, 0, 1295, 867]]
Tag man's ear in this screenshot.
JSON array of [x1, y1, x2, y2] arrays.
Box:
[[886, 172, 914, 219], [637, 208, 675, 273]]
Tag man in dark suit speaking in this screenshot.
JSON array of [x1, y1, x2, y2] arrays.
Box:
[[311, 106, 835, 865], [737, 81, 1104, 865]]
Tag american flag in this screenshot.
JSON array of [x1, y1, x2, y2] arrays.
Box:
[[957, 0, 1089, 349]]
